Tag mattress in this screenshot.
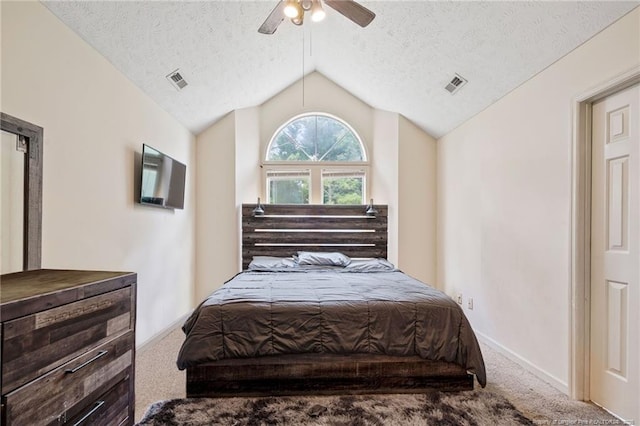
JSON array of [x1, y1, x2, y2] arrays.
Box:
[[177, 269, 486, 387]]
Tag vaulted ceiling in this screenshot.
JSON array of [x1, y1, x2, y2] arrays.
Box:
[[42, 1, 639, 138]]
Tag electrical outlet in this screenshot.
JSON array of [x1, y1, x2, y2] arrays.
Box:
[[456, 293, 463, 305], [468, 298, 473, 310]]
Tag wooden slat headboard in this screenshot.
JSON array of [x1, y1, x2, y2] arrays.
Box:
[[242, 204, 388, 270]]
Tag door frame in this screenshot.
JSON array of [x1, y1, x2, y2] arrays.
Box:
[[570, 66, 640, 400]]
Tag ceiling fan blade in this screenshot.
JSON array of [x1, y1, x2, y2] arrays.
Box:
[[324, 0, 375, 27], [258, 1, 286, 35]]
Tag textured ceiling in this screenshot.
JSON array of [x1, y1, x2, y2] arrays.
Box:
[[42, 1, 639, 138]]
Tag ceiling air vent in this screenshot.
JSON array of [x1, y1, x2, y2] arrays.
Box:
[[166, 69, 188, 91], [445, 73, 467, 94]]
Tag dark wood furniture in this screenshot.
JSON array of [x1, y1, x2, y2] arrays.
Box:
[[241, 203, 388, 270], [1, 269, 136, 425], [186, 204, 474, 397], [188, 354, 473, 397]]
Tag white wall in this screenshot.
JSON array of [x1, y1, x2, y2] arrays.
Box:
[[1, 1, 196, 347], [437, 7, 640, 392]]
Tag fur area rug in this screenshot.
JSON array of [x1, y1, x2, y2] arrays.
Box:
[[137, 391, 533, 425]]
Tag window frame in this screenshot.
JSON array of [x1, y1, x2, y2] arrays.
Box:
[[263, 112, 369, 205], [321, 168, 367, 205], [265, 168, 311, 205]]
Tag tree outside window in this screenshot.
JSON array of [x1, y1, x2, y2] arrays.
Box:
[[264, 113, 368, 204]]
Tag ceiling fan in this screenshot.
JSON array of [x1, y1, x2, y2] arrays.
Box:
[[258, 0, 375, 34]]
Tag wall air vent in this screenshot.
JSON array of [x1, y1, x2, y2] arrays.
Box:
[[166, 69, 188, 91], [444, 73, 467, 94]]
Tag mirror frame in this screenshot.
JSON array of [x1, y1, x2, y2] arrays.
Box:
[[1, 112, 43, 270]]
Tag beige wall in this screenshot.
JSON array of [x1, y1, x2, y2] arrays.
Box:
[[437, 7, 640, 392], [195, 72, 438, 295], [371, 110, 399, 265], [195, 112, 238, 301], [259, 73, 374, 160], [235, 107, 262, 206], [399, 116, 437, 283], [234, 107, 262, 270], [1, 2, 196, 347], [370, 112, 438, 283]]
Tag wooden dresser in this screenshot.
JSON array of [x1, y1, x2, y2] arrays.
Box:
[[0, 269, 136, 426]]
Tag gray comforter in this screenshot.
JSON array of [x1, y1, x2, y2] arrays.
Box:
[[177, 269, 486, 387]]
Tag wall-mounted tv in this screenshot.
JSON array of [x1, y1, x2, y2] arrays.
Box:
[[139, 144, 186, 210]]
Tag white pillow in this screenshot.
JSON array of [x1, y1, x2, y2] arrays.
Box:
[[296, 251, 351, 267]]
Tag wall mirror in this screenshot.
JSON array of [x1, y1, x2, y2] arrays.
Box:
[[1, 112, 43, 273]]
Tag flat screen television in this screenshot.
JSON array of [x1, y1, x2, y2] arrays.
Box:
[[139, 144, 186, 209]]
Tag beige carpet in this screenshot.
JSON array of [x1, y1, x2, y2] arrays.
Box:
[[135, 327, 619, 424]]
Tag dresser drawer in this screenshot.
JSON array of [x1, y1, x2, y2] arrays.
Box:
[[3, 331, 133, 425], [63, 375, 132, 426], [1, 287, 132, 393]]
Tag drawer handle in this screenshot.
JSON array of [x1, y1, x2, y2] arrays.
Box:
[[65, 350, 108, 374], [72, 400, 105, 426]]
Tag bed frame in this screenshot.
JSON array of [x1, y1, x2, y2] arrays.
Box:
[[186, 204, 474, 397]]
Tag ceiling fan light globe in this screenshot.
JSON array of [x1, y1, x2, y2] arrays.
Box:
[[311, 0, 325, 22], [284, 0, 300, 18], [311, 9, 325, 22], [284, 6, 298, 18]]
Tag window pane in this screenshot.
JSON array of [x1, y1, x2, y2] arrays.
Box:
[[267, 170, 310, 204], [322, 170, 364, 205], [316, 116, 363, 161], [267, 114, 365, 162], [269, 116, 315, 161]]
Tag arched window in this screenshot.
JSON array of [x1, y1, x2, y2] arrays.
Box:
[[267, 114, 366, 162], [264, 113, 368, 204]]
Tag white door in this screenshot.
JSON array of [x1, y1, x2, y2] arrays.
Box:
[[590, 83, 639, 422]]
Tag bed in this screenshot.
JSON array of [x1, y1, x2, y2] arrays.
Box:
[[177, 204, 486, 397]]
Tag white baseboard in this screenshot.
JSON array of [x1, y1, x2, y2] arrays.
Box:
[[476, 330, 569, 395], [136, 313, 190, 354]]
